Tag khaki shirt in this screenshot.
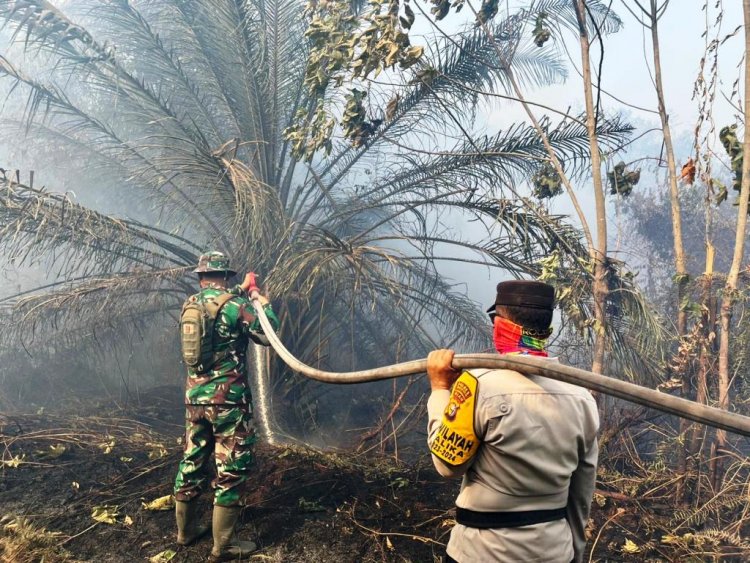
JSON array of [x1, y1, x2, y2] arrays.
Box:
[[427, 365, 599, 563]]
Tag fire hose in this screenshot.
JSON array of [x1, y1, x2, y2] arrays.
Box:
[[249, 296, 750, 438]]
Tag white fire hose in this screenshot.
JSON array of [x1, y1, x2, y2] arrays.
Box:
[[250, 297, 750, 438]]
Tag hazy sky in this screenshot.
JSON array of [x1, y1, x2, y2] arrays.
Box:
[[541, 1, 741, 137], [421, 0, 747, 308]]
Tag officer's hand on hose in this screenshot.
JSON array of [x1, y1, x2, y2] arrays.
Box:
[[427, 349, 460, 391]]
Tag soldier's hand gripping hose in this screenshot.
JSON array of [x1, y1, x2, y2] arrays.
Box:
[[241, 272, 270, 306], [248, 295, 750, 438], [240, 272, 260, 295]]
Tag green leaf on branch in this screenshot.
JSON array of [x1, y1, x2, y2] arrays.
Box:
[[532, 162, 563, 199], [476, 0, 500, 25], [607, 161, 640, 197], [719, 124, 748, 210], [533, 12, 552, 47]]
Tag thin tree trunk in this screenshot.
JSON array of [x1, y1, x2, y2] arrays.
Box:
[[648, 0, 689, 336], [574, 1, 608, 374], [472, 13, 595, 252], [646, 0, 691, 498], [687, 269, 714, 501], [712, 0, 750, 486], [473, 3, 611, 375]]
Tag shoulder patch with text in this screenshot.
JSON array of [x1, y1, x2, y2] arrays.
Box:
[[429, 371, 480, 466]]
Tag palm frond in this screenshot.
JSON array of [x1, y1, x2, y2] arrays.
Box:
[[0, 177, 199, 277], [1, 267, 190, 346], [532, 0, 622, 36], [318, 114, 633, 226], [0, 40, 238, 244], [251, 0, 309, 163], [79, 0, 226, 145], [313, 9, 568, 190]]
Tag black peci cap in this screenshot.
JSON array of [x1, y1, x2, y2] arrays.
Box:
[[486, 280, 555, 315]]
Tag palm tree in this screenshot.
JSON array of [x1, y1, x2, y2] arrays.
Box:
[[0, 0, 634, 440]]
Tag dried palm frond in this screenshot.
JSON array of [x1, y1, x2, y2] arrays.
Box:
[[0, 178, 199, 275]]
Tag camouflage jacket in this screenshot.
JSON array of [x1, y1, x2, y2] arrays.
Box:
[[183, 283, 280, 405]]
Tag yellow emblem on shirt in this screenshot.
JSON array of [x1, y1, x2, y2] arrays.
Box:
[[429, 371, 480, 466]]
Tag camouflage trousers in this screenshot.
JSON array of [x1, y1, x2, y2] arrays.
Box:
[[174, 404, 257, 507]]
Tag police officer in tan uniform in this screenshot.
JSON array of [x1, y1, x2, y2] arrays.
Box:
[[426, 281, 599, 563]]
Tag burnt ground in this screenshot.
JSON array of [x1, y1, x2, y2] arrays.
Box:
[[1, 388, 743, 562], [0, 389, 457, 563]]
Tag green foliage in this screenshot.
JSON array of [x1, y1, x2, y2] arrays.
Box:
[[718, 124, 746, 208], [428, 0, 456, 20], [537, 247, 667, 385], [532, 12, 552, 46], [341, 89, 382, 147], [402, 0, 497, 27], [476, 0, 501, 25], [287, 0, 623, 159], [302, 1, 359, 94], [288, 0, 424, 158], [607, 161, 640, 197], [350, 0, 423, 77], [286, 100, 337, 158], [532, 161, 562, 199]]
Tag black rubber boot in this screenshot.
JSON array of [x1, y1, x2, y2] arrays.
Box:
[[175, 499, 210, 546], [208, 505, 257, 562]]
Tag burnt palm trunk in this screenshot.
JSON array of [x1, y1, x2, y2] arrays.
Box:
[[688, 271, 714, 499]]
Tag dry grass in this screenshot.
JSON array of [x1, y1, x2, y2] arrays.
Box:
[[590, 423, 750, 562], [0, 515, 77, 563]]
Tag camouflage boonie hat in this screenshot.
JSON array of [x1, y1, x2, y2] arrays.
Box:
[[193, 251, 237, 276]]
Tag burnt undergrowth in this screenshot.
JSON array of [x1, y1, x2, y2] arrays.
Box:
[[2, 392, 750, 562]]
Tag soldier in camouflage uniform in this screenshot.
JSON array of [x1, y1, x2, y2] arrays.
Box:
[[174, 251, 280, 562]]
